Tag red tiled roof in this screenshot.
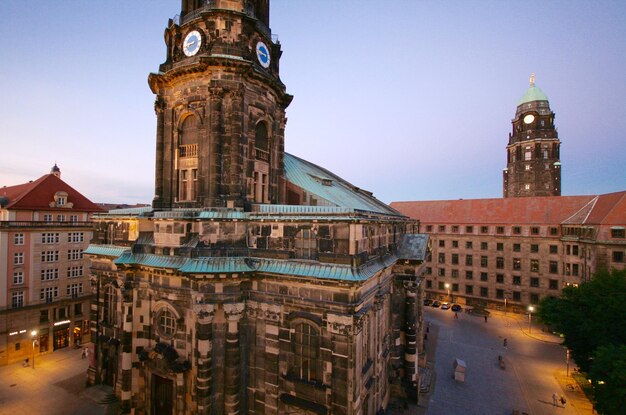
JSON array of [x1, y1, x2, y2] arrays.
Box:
[[0, 174, 103, 212], [389, 195, 618, 225]]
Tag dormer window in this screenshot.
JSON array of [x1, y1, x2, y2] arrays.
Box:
[[51, 191, 72, 208], [58, 197, 66, 206]]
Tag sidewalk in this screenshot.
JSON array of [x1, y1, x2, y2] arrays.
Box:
[[490, 309, 565, 344], [0, 344, 117, 415]]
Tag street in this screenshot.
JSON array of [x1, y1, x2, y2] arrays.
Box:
[[422, 306, 594, 415]]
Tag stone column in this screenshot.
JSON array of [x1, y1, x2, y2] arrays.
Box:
[[403, 282, 418, 402], [120, 285, 134, 412], [194, 304, 215, 414], [153, 98, 165, 208], [207, 84, 225, 206], [224, 303, 245, 414]]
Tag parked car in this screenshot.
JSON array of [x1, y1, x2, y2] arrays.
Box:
[[451, 304, 462, 312], [431, 301, 441, 308], [424, 298, 433, 306], [441, 302, 451, 310]]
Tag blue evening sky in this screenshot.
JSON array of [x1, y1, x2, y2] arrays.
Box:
[[1, 1, 624, 204]]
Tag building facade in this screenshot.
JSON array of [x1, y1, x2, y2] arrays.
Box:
[[392, 192, 626, 313], [0, 165, 102, 365], [86, 2, 429, 414], [503, 74, 561, 198]]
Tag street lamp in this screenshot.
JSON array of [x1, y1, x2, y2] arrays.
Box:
[[527, 305, 535, 333], [445, 283, 450, 302], [31, 330, 37, 369]]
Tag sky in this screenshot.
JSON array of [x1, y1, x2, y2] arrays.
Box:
[[1, 1, 625, 205]]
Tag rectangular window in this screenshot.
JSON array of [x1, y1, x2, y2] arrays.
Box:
[[67, 266, 84, 278], [572, 263, 579, 276], [426, 280, 432, 289], [42, 233, 60, 244], [530, 244, 539, 253], [481, 226, 488, 234], [57, 214, 65, 222], [513, 226, 521, 235], [426, 225, 433, 232], [426, 267, 432, 275], [549, 261, 558, 274], [452, 283, 459, 292], [513, 258, 521, 270], [530, 293, 540, 304], [465, 271, 473, 280], [480, 287, 488, 297], [451, 253, 459, 265], [465, 255, 473, 266], [513, 291, 521, 301], [530, 277, 539, 287], [14, 233, 24, 245], [566, 245, 571, 255], [67, 249, 83, 261], [66, 283, 83, 298], [531, 227, 540, 235], [43, 214, 53, 222], [496, 257, 504, 269], [550, 227, 559, 236], [496, 289, 504, 299], [480, 272, 488, 281], [466, 241, 473, 249], [452, 240, 459, 248], [438, 253, 446, 264], [14, 252, 24, 265], [41, 251, 59, 262], [530, 259, 539, 272], [465, 226, 473, 233], [40, 269, 59, 281], [438, 225, 446, 232], [513, 243, 521, 252], [438, 281, 445, 290], [496, 274, 504, 283], [69, 215, 78, 223], [40, 310, 49, 323], [496, 226, 505, 234], [451, 269, 459, 278], [513, 276, 521, 285], [572, 245, 579, 256], [438, 268, 446, 277], [40, 287, 58, 302], [611, 228, 625, 238], [452, 225, 459, 233], [438, 240, 445, 248], [481, 242, 488, 250], [496, 243, 504, 251], [480, 256, 488, 267], [549, 279, 558, 290], [13, 271, 24, 285], [613, 251, 625, 263], [12, 291, 24, 308], [465, 285, 473, 295], [549, 245, 558, 254], [74, 303, 83, 316]]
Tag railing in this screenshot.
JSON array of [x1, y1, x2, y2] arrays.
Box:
[[255, 148, 269, 161], [179, 144, 198, 158], [0, 221, 93, 229]]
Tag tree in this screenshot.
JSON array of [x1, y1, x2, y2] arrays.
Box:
[[589, 344, 626, 415], [537, 268, 626, 372]]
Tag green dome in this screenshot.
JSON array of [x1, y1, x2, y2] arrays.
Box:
[[517, 85, 549, 106]]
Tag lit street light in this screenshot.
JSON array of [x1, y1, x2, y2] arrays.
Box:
[[527, 305, 535, 333], [31, 330, 38, 369], [445, 283, 450, 302]]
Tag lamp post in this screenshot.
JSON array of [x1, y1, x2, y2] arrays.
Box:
[[445, 283, 450, 302], [31, 330, 37, 369], [527, 305, 535, 333]]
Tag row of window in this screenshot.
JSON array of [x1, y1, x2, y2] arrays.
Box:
[[437, 276, 559, 289], [42, 214, 79, 223], [427, 281, 543, 304], [434, 255, 563, 273], [13, 232, 86, 245], [12, 267, 84, 284], [426, 224, 557, 236], [11, 284, 84, 308], [437, 240, 570, 255], [12, 249, 84, 265]]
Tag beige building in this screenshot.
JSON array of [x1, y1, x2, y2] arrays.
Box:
[[392, 192, 626, 313], [0, 165, 102, 365]]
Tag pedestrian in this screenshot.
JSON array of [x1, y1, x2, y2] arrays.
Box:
[[552, 392, 558, 406], [560, 395, 566, 406], [503, 338, 508, 347], [23, 358, 29, 367], [484, 315, 488, 323], [454, 312, 458, 319], [81, 347, 86, 359]]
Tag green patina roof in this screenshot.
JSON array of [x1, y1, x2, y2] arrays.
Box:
[[284, 153, 402, 216], [83, 244, 129, 257], [517, 85, 549, 106]]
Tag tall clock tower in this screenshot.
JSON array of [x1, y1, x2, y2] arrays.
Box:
[[503, 74, 561, 197], [149, 0, 292, 210]]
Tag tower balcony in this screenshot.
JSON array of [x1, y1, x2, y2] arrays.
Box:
[[255, 148, 269, 161], [179, 144, 198, 158]]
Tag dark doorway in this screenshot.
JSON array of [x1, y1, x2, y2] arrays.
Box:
[[152, 374, 173, 415]]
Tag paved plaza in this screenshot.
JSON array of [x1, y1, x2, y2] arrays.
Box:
[[0, 344, 116, 415], [418, 307, 595, 415]]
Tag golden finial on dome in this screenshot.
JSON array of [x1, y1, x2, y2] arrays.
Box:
[[530, 73, 536, 87]]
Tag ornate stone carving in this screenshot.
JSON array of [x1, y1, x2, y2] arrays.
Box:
[[327, 314, 353, 336], [193, 303, 216, 324], [223, 302, 245, 321]]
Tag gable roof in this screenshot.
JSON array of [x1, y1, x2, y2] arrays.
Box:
[[284, 152, 402, 216], [0, 173, 103, 212]]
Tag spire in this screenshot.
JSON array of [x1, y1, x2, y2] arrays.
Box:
[[530, 72, 535, 87], [50, 163, 61, 178]]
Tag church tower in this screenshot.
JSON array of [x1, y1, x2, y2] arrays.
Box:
[[503, 74, 561, 197], [149, 0, 292, 210]]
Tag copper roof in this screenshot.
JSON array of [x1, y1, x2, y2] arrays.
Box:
[[391, 192, 626, 225], [0, 173, 103, 212]]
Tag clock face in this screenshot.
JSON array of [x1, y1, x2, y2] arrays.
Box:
[[183, 30, 202, 57], [523, 114, 535, 124], [256, 41, 270, 68]]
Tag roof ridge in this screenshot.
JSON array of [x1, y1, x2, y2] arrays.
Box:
[[5, 174, 50, 208], [562, 196, 598, 224]]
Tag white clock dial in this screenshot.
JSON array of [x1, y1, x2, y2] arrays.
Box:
[[523, 114, 535, 124], [256, 41, 271, 68], [183, 30, 202, 57]]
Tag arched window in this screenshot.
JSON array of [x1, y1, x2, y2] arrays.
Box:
[[157, 308, 177, 339], [292, 322, 320, 382], [255, 122, 269, 153], [178, 115, 199, 201], [103, 285, 117, 326], [251, 121, 271, 203]]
